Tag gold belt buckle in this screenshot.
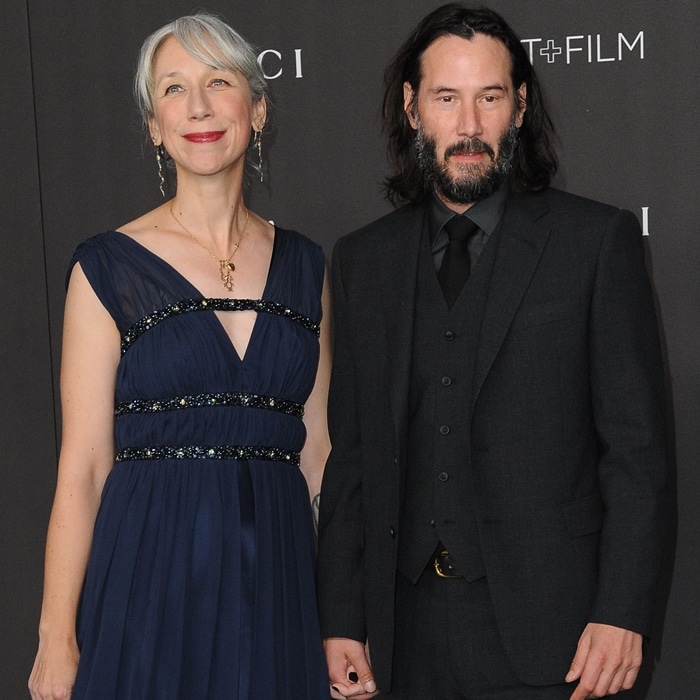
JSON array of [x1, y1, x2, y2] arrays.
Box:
[[433, 549, 462, 578]]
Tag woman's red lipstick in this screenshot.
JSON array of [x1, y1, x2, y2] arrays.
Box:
[[183, 131, 225, 143]]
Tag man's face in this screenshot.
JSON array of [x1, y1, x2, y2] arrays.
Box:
[[404, 33, 526, 211]]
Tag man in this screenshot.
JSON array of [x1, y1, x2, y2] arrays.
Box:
[[317, 4, 667, 700]]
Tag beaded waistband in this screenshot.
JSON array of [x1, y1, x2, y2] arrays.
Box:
[[115, 445, 300, 466], [115, 391, 304, 418]]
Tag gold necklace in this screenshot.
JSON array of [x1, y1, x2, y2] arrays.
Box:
[[169, 201, 250, 291]]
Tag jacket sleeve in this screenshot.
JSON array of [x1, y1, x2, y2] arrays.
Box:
[[316, 237, 367, 643], [587, 207, 668, 636]]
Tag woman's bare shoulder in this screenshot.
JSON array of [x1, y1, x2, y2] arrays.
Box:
[[116, 203, 169, 238]]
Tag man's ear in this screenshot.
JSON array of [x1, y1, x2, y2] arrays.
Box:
[[403, 81, 418, 130], [515, 83, 527, 128]]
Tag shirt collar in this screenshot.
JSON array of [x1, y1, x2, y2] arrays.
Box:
[[429, 187, 509, 244]]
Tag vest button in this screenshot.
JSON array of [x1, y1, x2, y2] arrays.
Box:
[[389, 526, 396, 538], [445, 330, 455, 340], [441, 376, 452, 386], [438, 472, 449, 482], [439, 425, 450, 435]]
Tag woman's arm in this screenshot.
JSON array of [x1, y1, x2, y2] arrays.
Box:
[[29, 263, 121, 700], [299, 270, 332, 527]]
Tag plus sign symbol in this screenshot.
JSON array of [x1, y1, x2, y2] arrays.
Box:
[[540, 39, 562, 63]]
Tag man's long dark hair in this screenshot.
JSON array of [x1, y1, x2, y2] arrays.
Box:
[[383, 4, 558, 205]]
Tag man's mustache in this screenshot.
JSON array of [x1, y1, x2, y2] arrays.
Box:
[[444, 138, 495, 160]]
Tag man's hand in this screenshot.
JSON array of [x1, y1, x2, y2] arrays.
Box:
[[566, 623, 643, 699], [325, 637, 378, 699]]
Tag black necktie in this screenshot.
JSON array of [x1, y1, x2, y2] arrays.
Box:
[[437, 215, 479, 308]]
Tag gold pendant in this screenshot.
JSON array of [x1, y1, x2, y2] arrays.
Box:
[[219, 260, 235, 291]]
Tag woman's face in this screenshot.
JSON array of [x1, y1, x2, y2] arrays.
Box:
[[148, 36, 265, 179]]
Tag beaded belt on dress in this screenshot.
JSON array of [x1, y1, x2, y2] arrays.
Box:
[[114, 390, 303, 466], [115, 445, 300, 466], [115, 391, 304, 418]]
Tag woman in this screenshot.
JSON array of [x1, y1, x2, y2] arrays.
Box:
[[29, 13, 331, 699]]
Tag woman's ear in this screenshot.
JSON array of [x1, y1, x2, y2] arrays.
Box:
[[148, 115, 161, 146], [252, 96, 267, 133]]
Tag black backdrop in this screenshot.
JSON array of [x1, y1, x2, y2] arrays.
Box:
[[2, 1, 698, 696]]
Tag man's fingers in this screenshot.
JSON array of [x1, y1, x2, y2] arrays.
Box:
[[622, 665, 640, 690], [353, 662, 377, 693], [324, 638, 377, 696], [565, 633, 591, 683], [330, 680, 378, 699], [567, 624, 643, 699]]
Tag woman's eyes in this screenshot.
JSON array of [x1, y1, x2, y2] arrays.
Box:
[[164, 78, 231, 95]]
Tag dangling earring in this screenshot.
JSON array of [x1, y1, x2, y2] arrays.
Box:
[[154, 142, 166, 198], [254, 130, 263, 183]]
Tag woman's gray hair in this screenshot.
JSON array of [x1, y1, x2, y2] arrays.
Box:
[[134, 13, 267, 126]]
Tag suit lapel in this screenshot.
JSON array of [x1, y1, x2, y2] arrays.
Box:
[[472, 193, 551, 405]]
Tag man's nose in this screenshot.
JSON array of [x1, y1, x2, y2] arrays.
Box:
[[456, 102, 482, 137]]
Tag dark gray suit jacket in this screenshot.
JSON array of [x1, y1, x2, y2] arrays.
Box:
[[317, 188, 667, 690]]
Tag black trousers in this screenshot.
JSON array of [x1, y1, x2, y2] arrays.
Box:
[[383, 570, 581, 700]]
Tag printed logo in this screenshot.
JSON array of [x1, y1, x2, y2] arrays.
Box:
[[521, 32, 644, 65], [257, 49, 304, 80]]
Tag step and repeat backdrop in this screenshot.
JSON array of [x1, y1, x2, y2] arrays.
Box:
[[2, 1, 697, 696]]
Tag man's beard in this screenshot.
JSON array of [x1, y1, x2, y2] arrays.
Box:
[[414, 114, 520, 205]]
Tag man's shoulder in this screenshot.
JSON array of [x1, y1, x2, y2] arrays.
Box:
[[508, 188, 641, 250], [336, 202, 425, 251], [512, 187, 622, 219]]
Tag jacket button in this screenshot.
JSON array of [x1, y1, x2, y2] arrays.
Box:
[[439, 425, 450, 435], [438, 472, 449, 482], [445, 330, 455, 340], [441, 376, 452, 386], [389, 526, 396, 538]]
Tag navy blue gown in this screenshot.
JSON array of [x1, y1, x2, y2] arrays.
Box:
[[70, 228, 329, 699]]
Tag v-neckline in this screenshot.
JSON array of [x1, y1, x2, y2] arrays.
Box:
[[111, 228, 279, 363]]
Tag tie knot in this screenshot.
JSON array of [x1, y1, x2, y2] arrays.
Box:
[[444, 215, 479, 243]]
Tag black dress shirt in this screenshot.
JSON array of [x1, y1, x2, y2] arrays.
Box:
[[429, 188, 508, 272]]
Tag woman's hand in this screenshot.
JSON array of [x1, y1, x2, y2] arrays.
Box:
[[28, 638, 80, 700]]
